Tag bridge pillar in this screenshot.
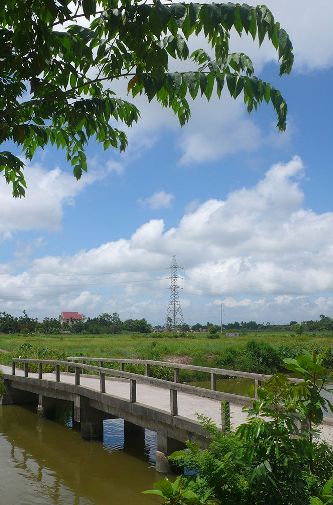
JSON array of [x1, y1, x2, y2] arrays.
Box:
[[124, 420, 145, 454], [156, 432, 185, 473], [74, 395, 104, 441], [37, 394, 58, 418]]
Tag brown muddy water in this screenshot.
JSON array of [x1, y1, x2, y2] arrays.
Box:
[[0, 404, 159, 505]]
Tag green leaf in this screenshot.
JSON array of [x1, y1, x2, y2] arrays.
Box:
[[142, 489, 164, 497], [182, 14, 191, 40], [240, 4, 252, 34], [249, 9, 257, 39], [185, 72, 199, 99], [234, 77, 244, 98], [323, 478, 333, 497], [234, 5, 243, 35], [170, 3, 186, 20], [199, 73, 207, 96], [264, 83, 271, 103], [220, 4, 235, 30], [226, 74, 237, 97], [310, 499, 324, 505], [216, 74, 225, 98], [189, 3, 200, 28], [153, 478, 174, 498], [204, 73, 214, 100], [82, 0, 96, 18]]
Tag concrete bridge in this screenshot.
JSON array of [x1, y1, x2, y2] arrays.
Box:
[[1, 357, 332, 472]]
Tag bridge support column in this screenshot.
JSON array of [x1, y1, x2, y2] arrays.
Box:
[[37, 394, 57, 418], [156, 432, 184, 473], [74, 395, 104, 441]]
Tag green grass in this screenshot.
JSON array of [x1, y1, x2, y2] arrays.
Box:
[[0, 331, 332, 377]]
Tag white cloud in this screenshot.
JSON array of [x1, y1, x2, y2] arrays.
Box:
[[178, 94, 263, 165], [139, 190, 174, 210], [2, 156, 333, 323], [58, 290, 101, 312], [206, 294, 333, 325], [0, 160, 105, 236], [106, 160, 124, 175]]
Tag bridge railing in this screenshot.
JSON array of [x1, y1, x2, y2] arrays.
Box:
[[11, 357, 255, 426], [66, 356, 303, 398], [11, 357, 305, 427]]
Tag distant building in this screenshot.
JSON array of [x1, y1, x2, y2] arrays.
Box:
[[59, 312, 85, 325]]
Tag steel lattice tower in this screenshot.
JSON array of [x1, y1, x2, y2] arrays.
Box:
[[166, 256, 184, 330]]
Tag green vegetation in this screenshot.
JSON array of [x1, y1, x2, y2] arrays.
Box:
[[0, 311, 151, 334], [145, 353, 333, 505], [1, 1, 293, 196], [0, 331, 332, 376]]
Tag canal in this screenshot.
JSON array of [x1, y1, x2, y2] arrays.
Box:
[[0, 404, 159, 504]]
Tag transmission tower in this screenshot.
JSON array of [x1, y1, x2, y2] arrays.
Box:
[[166, 256, 184, 331]]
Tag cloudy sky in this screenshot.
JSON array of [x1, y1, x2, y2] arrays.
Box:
[[1, 1, 333, 324]]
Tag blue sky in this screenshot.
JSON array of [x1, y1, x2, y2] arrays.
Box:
[[1, 0, 333, 324]]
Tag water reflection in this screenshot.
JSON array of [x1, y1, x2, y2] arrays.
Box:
[[103, 418, 157, 465], [0, 405, 158, 504]]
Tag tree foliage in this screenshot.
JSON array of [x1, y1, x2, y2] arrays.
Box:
[[0, 310, 151, 334], [0, 0, 294, 196]]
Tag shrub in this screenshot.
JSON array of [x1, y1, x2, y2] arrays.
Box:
[[242, 340, 282, 373], [217, 348, 239, 368], [147, 353, 333, 505]]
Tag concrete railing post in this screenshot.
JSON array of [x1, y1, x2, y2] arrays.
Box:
[[38, 363, 43, 380], [55, 365, 60, 382], [211, 372, 217, 391], [145, 363, 151, 377], [170, 388, 178, 416], [221, 400, 231, 433], [75, 367, 81, 386], [174, 368, 180, 383], [24, 362, 29, 378], [12, 361, 16, 376], [254, 379, 259, 399], [100, 372, 106, 393], [130, 379, 136, 403]]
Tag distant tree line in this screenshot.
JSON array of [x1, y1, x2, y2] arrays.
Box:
[[0, 311, 152, 334], [181, 315, 333, 333], [0, 311, 332, 335]]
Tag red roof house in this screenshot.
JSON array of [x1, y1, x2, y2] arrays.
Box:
[[59, 312, 85, 324]]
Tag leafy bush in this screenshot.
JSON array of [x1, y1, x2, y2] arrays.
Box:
[[147, 352, 333, 505], [216, 348, 239, 368], [242, 340, 282, 373]]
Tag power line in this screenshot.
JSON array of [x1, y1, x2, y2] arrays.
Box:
[[16, 276, 167, 289], [0, 267, 165, 277], [166, 256, 184, 331], [0, 276, 168, 302]]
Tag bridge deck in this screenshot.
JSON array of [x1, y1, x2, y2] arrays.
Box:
[[1, 364, 332, 445]]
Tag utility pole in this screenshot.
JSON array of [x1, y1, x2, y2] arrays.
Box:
[[166, 256, 184, 331], [220, 303, 223, 334]]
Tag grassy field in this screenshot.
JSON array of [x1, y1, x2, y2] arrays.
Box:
[[0, 331, 332, 376]]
